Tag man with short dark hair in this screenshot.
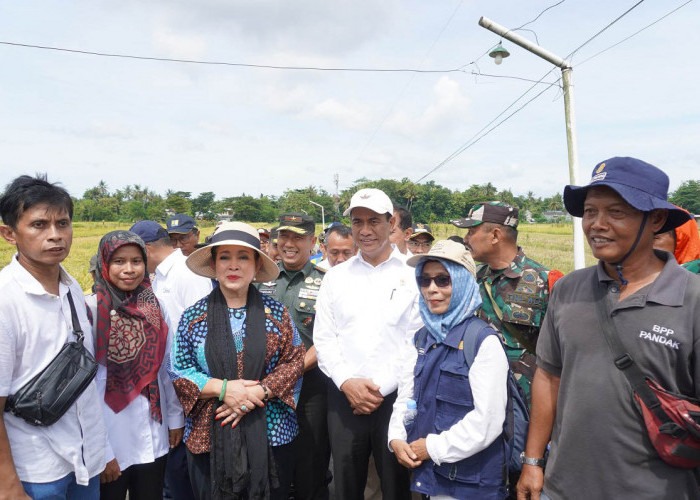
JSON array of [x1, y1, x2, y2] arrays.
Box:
[[518, 157, 700, 499], [166, 214, 200, 257], [0, 175, 106, 499], [257, 213, 330, 499], [451, 202, 560, 407], [315, 188, 422, 500], [390, 205, 413, 254], [324, 224, 356, 268]]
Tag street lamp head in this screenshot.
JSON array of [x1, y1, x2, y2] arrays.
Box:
[[489, 42, 510, 65]]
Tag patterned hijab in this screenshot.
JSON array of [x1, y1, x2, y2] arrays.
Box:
[[94, 230, 168, 422], [416, 258, 482, 344]]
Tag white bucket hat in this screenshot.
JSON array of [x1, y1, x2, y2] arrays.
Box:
[[406, 239, 477, 278], [186, 221, 280, 282]]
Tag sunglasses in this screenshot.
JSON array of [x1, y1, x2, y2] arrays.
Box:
[[416, 274, 451, 288]]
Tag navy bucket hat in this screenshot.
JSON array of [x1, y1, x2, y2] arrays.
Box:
[[563, 157, 691, 234]]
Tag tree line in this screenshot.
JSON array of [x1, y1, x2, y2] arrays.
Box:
[[71, 178, 700, 225]]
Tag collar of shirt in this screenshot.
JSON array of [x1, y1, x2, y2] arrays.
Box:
[[596, 250, 687, 307], [7, 254, 74, 297], [479, 246, 527, 281], [355, 245, 407, 269], [156, 248, 184, 280], [280, 259, 314, 280]]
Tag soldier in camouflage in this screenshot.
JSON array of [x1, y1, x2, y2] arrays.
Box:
[[451, 202, 562, 406], [257, 212, 330, 500]]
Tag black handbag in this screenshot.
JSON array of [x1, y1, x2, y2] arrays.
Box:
[[5, 291, 98, 426]]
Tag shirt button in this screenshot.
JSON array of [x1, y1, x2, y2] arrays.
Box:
[[610, 285, 619, 293]]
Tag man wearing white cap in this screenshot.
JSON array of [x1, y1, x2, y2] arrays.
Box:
[[315, 188, 422, 499]]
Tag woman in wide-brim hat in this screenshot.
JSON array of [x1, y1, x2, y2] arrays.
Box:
[[169, 221, 305, 500]]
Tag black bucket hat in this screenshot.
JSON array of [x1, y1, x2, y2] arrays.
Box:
[[563, 157, 691, 234]]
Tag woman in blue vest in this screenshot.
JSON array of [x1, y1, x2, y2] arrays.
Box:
[[388, 240, 509, 499]]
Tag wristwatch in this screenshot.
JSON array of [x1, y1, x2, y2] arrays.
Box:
[[520, 452, 546, 467]]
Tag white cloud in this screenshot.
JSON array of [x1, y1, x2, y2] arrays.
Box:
[[88, 120, 133, 139], [386, 76, 471, 139], [152, 27, 207, 59], [309, 98, 374, 131]]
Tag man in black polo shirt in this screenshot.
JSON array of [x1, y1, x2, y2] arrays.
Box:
[[518, 157, 700, 500]]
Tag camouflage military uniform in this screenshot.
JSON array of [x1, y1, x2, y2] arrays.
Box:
[[476, 247, 559, 405], [684, 259, 700, 274], [258, 260, 326, 350]]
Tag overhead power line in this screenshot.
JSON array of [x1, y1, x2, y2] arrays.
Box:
[[414, 0, 690, 183], [0, 41, 465, 74]]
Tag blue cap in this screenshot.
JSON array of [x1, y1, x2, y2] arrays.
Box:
[[166, 214, 197, 234], [563, 157, 691, 234], [129, 220, 169, 243]]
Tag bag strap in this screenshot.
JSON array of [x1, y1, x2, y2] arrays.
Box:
[[591, 273, 670, 425], [66, 291, 85, 344], [461, 317, 491, 369]]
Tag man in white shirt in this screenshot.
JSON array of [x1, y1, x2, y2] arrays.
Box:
[[0, 175, 107, 499], [130, 220, 212, 500], [315, 188, 423, 500]]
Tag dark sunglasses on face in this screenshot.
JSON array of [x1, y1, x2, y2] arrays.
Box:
[[416, 274, 451, 288]]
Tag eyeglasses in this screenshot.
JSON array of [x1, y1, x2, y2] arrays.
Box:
[[408, 240, 433, 250], [416, 275, 451, 288]]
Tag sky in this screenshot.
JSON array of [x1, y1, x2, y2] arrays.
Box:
[[1, 0, 698, 202]]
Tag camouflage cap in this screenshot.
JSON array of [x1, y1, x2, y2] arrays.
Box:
[[278, 212, 315, 235], [450, 201, 519, 229]]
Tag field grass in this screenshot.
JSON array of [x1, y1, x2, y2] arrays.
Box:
[[0, 221, 596, 292]]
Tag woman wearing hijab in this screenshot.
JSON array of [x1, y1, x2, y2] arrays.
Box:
[[653, 206, 700, 265], [388, 240, 510, 500], [86, 230, 184, 499], [170, 221, 305, 500]]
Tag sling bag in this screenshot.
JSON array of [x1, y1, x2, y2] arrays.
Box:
[[5, 291, 98, 426], [593, 275, 700, 468]]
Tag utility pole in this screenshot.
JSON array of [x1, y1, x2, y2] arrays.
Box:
[[479, 16, 586, 270]]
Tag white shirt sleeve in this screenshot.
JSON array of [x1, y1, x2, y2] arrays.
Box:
[[0, 311, 16, 396], [387, 341, 418, 449], [314, 271, 354, 389], [159, 307, 185, 429], [372, 292, 422, 396], [425, 335, 509, 465]]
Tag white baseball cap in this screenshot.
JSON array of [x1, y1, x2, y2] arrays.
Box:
[[343, 188, 393, 217]]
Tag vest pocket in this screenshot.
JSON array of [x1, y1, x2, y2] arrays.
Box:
[[433, 458, 481, 484], [434, 359, 474, 431]]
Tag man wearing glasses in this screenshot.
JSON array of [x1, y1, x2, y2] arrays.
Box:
[[166, 214, 200, 257], [407, 224, 434, 255]]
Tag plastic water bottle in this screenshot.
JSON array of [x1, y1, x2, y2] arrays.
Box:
[[404, 399, 418, 428]]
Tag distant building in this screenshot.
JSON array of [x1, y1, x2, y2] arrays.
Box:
[[542, 210, 571, 222]]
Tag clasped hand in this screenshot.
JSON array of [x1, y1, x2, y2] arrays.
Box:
[[215, 379, 265, 428], [340, 378, 384, 415]]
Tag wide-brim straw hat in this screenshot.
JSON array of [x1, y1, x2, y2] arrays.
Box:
[[186, 221, 280, 282], [406, 239, 477, 278]]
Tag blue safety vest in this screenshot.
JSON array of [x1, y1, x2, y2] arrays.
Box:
[[407, 317, 507, 499]]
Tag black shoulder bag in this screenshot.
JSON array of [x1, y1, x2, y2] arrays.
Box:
[[593, 276, 700, 468], [5, 291, 98, 426]]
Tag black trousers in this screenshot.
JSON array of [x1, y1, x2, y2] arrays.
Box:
[[292, 367, 331, 500], [327, 386, 410, 500], [100, 454, 168, 500], [163, 442, 196, 500], [186, 442, 295, 500]]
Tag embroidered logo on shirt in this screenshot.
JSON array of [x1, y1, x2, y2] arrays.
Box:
[[639, 324, 679, 350]]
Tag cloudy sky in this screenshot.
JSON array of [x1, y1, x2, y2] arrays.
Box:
[[1, 0, 698, 202]]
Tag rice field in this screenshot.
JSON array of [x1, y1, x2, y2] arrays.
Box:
[[0, 221, 596, 292]]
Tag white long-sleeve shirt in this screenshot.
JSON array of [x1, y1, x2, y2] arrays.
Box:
[[387, 334, 508, 464], [0, 257, 106, 485], [86, 295, 184, 471], [151, 249, 213, 332], [314, 247, 423, 396]]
